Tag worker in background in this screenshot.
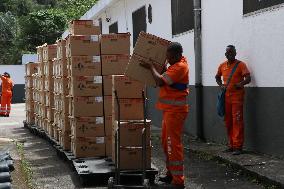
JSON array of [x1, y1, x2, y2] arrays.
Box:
[[0, 72, 14, 117], [215, 45, 251, 155], [140, 42, 189, 189]]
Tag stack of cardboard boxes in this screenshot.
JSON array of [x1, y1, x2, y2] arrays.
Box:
[[111, 75, 151, 170], [42, 43, 57, 137], [53, 39, 70, 146], [66, 20, 105, 158], [25, 62, 38, 124], [34, 45, 45, 129], [100, 33, 131, 157]]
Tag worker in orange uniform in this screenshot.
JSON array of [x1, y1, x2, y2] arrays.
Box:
[[215, 45, 251, 155], [140, 42, 189, 189], [0, 72, 14, 117]]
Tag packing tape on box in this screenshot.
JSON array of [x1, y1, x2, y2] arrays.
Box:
[[96, 137, 105, 144]]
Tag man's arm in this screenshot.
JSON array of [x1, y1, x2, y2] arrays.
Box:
[[215, 75, 225, 89], [149, 65, 165, 87], [235, 74, 251, 89]]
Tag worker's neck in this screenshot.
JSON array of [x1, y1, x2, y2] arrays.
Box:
[[228, 59, 236, 65]]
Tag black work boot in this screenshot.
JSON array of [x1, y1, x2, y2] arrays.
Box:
[[232, 149, 242, 155], [223, 148, 234, 153], [158, 174, 173, 184]]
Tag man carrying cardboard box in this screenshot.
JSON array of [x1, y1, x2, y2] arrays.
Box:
[[140, 42, 189, 189]]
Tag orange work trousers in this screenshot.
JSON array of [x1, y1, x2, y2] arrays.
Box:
[[225, 94, 244, 149], [1, 94, 12, 116], [161, 111, 188, 185]]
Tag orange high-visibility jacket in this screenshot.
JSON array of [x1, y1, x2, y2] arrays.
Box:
[[1, 76, 14, 96], [156, 56, 189, 113]]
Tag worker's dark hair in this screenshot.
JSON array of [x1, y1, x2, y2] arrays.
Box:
[[227, 45, 236, 51], [4, 72, 10, 78], [167, 42, 183, 56]]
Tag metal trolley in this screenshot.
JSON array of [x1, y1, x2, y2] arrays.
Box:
[[108, 90, 150, 188]]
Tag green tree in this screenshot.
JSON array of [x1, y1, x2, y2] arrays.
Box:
[[18, 9, 67, 52]]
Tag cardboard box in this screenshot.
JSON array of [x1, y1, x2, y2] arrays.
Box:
[[103, 76, 112, 96], [133, 32, 170, 64], [101, 55, 130, 75], [43, 61, 54, 76], [59, 131, 71, 151], [100, 33, 130, 55], [70, 76, 102, 97], [113, 75, 145, 98], [56, 39, 66, 60], [71, 136, 105, 158], [45, 92, 54, 107], [44, 76, 54, 92], [125, 32, 171, 86], [47, 122, 54, 138], [113, 120, 151, 147], [112, 147, 151, 170], [70, 96, 103, 117], [25, 76, 33, 89], [125, 54, 165, 87], [54, 126, 59, 142], [37, 46, 43, 63], [105, 135, 112, 157], [104, 96, 112, 116], [25, 89, 33, 101], [47, 108, 55, 122], [43, 44, 57, 62], [25, 62, 38, 76], [112, 98, 144, 120], [69, 20, 101, 35], [66, 35, 100, 57], [104, 115, 112, 136], [59, 114, 71, 133], [68, 56, 101, 76], [54, 58, 68, 77], [26, 111, 35, 124], [71, 117, 104, 137]]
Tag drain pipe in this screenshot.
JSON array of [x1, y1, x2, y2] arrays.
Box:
[[193, 0, 204, 141]]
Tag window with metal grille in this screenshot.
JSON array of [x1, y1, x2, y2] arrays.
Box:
[[171, 0, 194, 36], [243, 0, 284, 14], [109, 22, 118, 33]]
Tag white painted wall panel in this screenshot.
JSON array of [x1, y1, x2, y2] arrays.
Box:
[[202, 0, 284, 87], [0, 65, 25, 84]]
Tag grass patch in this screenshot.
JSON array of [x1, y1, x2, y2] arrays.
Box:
[[15, 142, 34, 189]]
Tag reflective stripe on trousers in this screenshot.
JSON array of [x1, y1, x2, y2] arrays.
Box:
[[159, 98, 188, 106], [162, 111, 187, 185]]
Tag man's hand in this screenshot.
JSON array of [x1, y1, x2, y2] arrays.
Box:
[[139, 61, 153, 69], [234, 83, 243, 89]]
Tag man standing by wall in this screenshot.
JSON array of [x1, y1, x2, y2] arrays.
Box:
[[215, 45, 251, 155], [140, 42, 189, 189], [0, 72, 14, 117]]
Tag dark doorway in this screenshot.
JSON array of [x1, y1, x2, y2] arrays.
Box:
[[132, 6, 147, 47], [109, 22, 118, 33]]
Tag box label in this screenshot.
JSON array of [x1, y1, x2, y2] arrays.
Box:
[[91, 35, 99, 42], [93, 56, 101, 63], [96, 137, 105, 144], [93, 76, 102, 84], [96, 117, 104, 124]]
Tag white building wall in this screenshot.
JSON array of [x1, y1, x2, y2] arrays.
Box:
[[22, 54, 38, 65], [0, 65, 25, 84], [77, 0, 284, 87], [202, 0, 284, 87], [92, 0, 196, 85]]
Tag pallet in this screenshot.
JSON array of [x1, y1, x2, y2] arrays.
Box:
[[23, 120, 159, 187]]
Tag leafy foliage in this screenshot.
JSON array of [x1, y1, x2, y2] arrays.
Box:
[[0, 0, 98, 65]]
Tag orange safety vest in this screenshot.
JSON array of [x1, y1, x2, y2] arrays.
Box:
[[156, 56, 189, 113], [1, 76, 14, 96]]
